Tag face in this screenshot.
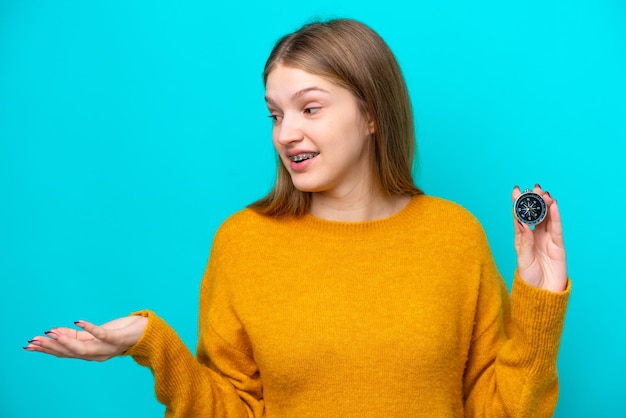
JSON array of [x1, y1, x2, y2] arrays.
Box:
[[265, 65, 375, 197]]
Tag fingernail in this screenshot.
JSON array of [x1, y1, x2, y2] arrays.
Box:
[[28, 339, 41, 346], [544, 191, 551, 198], [44, 331, 58, 340], [23, 346, 33, 350], [74, 320, 84, 326], [513, 185, 520, 190], [535, 183, 542, 189]]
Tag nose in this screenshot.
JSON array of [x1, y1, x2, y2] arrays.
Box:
[[275, 114, 304, 146]]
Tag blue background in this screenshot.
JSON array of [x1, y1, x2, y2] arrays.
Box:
[[1, 1, 624, 416]]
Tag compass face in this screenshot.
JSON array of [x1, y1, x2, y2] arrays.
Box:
[[514, 192, 547, 225]]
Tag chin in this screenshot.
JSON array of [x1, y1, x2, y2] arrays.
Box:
[[292, 184, 322, 193], [290, 179, 325, 194]]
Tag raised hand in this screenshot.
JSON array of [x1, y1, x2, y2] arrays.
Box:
[[24, 315, 147, 361], [512, 184, 568, 293]]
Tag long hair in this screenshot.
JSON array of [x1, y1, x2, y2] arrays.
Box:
[[249, 19, 422, 217]]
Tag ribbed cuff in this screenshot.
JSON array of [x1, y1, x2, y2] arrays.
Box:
[[511, 272, 571, 371], [121, 310, 202, 408], [123, 310, 191, 364], [121, 309, 152, 357]]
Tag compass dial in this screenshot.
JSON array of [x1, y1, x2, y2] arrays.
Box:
[[514, 191, 547, 226]]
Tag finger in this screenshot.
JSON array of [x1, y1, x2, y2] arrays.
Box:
[[72, 321, 128, 358], [547, 198, 565, 246], [511, 185, 524, 228], [513, 213, 525, 235], [511, 185, 526, 236], [47, 326, 91, 342], [512, 204, 533, 251], [26, 327, 98, 358], [74, 320, 111, 342], [511, 188, 536, 265], [541, 190, 554, 207], [511, 185, 521, 202], [23, 337, 45, 352], [50, 327, 77, 337], [24, 333, 80, 358], [512, 211, 534, 249], [35, 329, 117, 361]]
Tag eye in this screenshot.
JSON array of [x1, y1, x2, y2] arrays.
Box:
[[268, 113, 283, 123], [304, 107, 320, 115]]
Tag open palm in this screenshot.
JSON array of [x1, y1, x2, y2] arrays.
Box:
[[25, 315, 147, 361]]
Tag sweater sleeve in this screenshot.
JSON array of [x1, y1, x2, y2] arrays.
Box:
[[123, 221, 264, 417], [124, 309, 262, 417], [462, 250, 570, 417]]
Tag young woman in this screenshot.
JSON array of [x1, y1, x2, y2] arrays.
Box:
[[25, 19, 570, 417]]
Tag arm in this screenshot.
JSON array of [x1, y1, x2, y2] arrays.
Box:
[[125, 310, 262, 417], [25, 227, 264, 417], [125, 223, 264, 417], [25, 310, 260, 417], [463, 269, 569, 417], [463, 185, 570, 417]]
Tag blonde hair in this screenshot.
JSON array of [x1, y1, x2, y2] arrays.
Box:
[[249, 19, 422, 217]]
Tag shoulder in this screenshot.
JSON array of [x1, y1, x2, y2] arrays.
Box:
[[219, 207, 269, 230], [413, 195, 484, 231], [409, 195, 492, 254], [211, 208, 290, 248], [214, 208, 267, 238]]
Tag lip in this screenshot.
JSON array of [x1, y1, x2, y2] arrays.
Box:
[[286, 149, 319, 158], [286, 149, 318, 172]]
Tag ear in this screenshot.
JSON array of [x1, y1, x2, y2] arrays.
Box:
[[364, 111, 376, 135], [367, 119, 376, 135], [358, 101, 376, 135]]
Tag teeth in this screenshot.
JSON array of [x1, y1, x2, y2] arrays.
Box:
[[289, 152, 318, 162]]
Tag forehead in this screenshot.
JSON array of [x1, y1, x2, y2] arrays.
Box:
[[266, 66, 334, 96]]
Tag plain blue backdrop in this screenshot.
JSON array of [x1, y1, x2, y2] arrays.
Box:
[[1, 1, 625, 417]]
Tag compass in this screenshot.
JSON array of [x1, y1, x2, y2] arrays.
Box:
[[514, 189, 547, 226]]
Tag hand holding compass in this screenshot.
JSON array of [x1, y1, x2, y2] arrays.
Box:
[[511, 184, 567, 293]]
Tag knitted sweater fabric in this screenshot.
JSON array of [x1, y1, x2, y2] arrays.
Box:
[[127, 195, 570, 417]]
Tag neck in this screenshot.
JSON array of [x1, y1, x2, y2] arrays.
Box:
[[309, 189, 411, 222]]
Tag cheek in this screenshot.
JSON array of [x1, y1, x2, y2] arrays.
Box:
[[271, 136, 289, 165], [271, 128, 281, 150]]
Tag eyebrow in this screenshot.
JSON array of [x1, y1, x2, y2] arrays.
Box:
[[265, 86, 330, 106]]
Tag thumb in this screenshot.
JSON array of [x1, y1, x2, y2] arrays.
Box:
[[514, 217, 535, 267], [74, 320, 109, 341]]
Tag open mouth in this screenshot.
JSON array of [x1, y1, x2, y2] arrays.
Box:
[[289, 152, 319, 163]]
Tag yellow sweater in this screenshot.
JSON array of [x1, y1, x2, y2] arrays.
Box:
[[127, 195, 570, 417]]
